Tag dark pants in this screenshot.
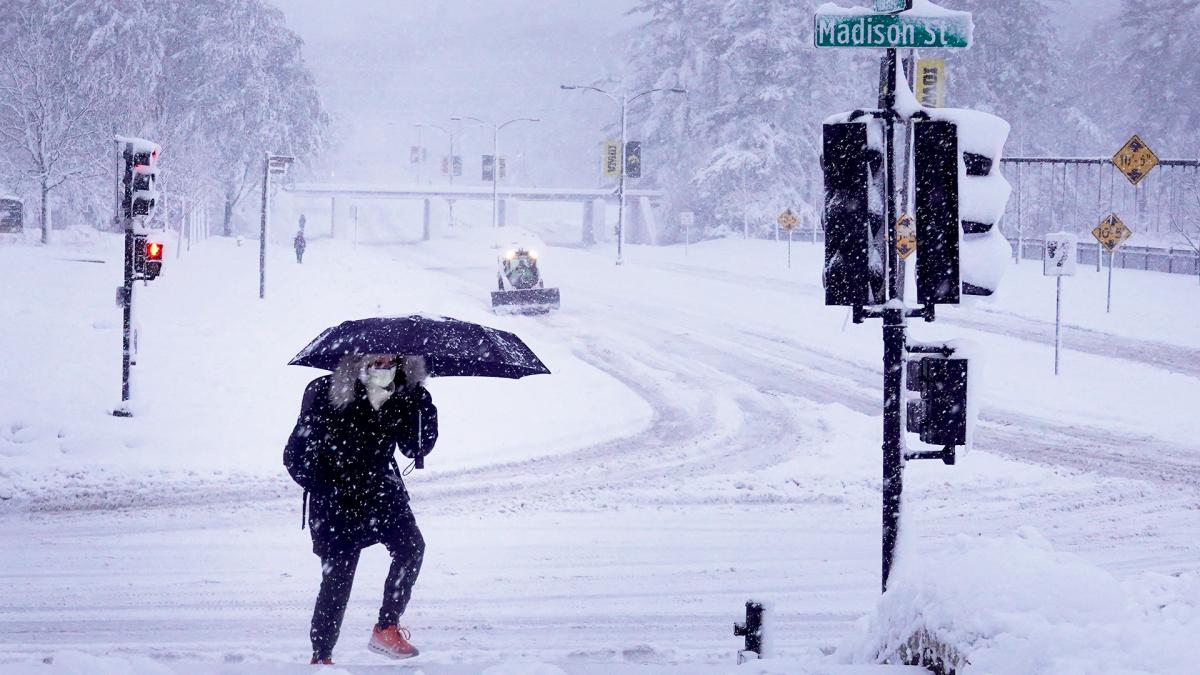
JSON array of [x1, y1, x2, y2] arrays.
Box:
[[309, 514, 424, 659], [296, 249, 305, 263]]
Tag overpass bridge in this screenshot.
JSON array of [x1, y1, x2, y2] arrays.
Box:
[[282, 183, 668, 245]]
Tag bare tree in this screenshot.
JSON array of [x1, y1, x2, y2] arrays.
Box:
[[0, 10, 105, 244]]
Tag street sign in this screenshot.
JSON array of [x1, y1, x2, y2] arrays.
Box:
[[603, 140, 621, 178], [482, 155, 495, 182], [1112, 134, 1159, 186], [814, 9, 972, 49], [625, 141, 643, 179], [1043, 232, 1078, 276], [442, 156, 450, 175], [410, 146, 421, 164], [894, 215, 916, 260], [498, 156, 507, 180], [875, 0, 911, 13], [1092, 213, 1132, 252], [777, 209, 800, 231], [914, 58, 945, 108], [452, 155, 463, 177], [679, 211, 695, 227]]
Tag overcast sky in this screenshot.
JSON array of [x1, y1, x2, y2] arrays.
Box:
[[269, 0, 1121, 186], [270, 0, 640, 185]]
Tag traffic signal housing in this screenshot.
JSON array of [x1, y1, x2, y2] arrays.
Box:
[[133, 234, 164, 281], [120, 138, 161, 219], [822, 119, 886, 307], [906, 355, 968, 447], [912, 110, 1012, 304]]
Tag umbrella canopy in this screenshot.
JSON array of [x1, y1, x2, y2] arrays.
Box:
[[288, 315, 550, 379]]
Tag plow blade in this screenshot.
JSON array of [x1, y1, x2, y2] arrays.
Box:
[[491, 288, 561, 314]]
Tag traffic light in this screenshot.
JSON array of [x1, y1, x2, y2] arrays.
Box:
[[822, 120, 886, 307], [133, 234, 164, 280], [906, 355, 968, 446], [912, 110, 1012, 303], [121, 139, 161, 219]]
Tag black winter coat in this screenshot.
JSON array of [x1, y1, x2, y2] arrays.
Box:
[[284, 375, 437, 557]]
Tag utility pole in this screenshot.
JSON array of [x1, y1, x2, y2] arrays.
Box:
[[260, 153, 294, 299], [450, 116, 540, 229], [561, 83, 687, 265]]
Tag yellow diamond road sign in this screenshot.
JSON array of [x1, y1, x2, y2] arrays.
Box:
[[777, 209, 799, 230], [1112, 134, 1159, 186], [1092, 213, 1132, 252], [895, 215, 916, 260]]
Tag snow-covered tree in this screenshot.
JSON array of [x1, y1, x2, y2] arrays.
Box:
[[0, 7, 107, 243]]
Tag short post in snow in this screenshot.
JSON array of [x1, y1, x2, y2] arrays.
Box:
[[1043, 232, 1077, 375], [733, 601, 764, 663], [680, 210, 694, 257]]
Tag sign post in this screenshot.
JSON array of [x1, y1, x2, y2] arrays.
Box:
[[1043, 232, 1077, 375], [680, 211, 695, 256], [778, 208, 799, 268], [1092, 213, 1132, 313]]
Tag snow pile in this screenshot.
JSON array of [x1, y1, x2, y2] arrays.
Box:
[[840, 527, 1200, 674]]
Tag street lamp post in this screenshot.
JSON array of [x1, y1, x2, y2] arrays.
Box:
[[560, 84, 686, 265], [451, 116, 540, 229]]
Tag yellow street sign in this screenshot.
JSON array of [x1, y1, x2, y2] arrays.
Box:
[[777, 208, 800, 230], [914, 58, 945, 108], [1092, 213, 1132, 252], [895, 215, 916, 260], [602, 140, 622, 178], [1112, 134, 1159, 186]]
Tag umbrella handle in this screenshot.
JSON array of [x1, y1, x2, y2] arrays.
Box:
[[415, 454, 424, 470], [414, 409, 425, 470]]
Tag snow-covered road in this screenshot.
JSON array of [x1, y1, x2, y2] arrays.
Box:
[[1, 228, 1197, 673]]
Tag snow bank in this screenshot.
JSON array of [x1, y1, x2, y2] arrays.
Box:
[[840, 527, 1200, 674]]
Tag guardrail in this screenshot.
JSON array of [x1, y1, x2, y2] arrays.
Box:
[[787, 229, 1200, 278]]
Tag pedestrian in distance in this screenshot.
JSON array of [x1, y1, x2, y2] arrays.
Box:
[[283, 354, 438, 665], [294, 215, 307, 264]]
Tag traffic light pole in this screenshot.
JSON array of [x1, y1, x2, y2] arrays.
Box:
[[114, 143, 136, 417], [880, 47, 906, 593], [260, 152, 269, 299]]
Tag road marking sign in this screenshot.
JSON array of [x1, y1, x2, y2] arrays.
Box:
[[1112, 135, 1158, 186], [777, 209, 800, 231], [1043, 232, 1077, 277], [915, 58, 945, 108], [1092, 213, 1132, 252], [603, 140, 621, 178], [894, 215, 916, 260]]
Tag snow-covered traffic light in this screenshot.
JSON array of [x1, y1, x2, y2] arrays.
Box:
[[912, 110, 1012, 303], [906, 354, 968, 447], [822, 120, 886, 307], [133, 234, 164, 281], [121, 139, 161, 219]]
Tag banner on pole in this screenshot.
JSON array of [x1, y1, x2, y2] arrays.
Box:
[[603, 140, 622, 177], [915, 58, 945, 108]]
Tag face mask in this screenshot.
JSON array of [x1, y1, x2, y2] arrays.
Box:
[[366, 367, 396, 388]]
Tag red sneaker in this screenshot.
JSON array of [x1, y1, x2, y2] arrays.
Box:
[[310, 656, 334, 665], [368, 624, 419, 659]]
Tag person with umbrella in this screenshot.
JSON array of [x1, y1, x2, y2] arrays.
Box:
[[284, 315, 550, 664], [284, 352, 436, 663]]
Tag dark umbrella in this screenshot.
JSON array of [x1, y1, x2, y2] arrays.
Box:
[[289, 314, 550, 378], [289, 315, 550, 469]]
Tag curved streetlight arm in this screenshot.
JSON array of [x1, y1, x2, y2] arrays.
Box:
[[629, 87, 688, 105], [413, 122, 450, 136], [561, 84, 619, 106], [498, 117, 541, 131], [450, 115, 490, 129]]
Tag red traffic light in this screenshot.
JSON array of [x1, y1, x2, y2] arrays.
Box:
[[145, 241, 164, 260]]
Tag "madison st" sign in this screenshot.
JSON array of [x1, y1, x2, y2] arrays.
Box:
[[814, 11, 972, 49]]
